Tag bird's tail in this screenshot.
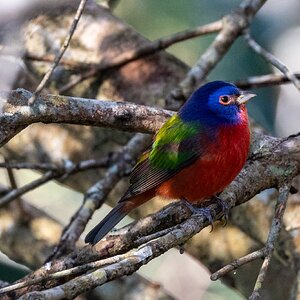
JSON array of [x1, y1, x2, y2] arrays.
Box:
[[85, 190, 155, 245], [85, 202, 128, 245]]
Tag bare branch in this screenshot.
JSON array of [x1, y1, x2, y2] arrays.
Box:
[[249, 184, 291, 300], [211, 182, 294, 284], [235, 72, 300, 89], [0, 89, 173, 147], [25, 53, 90, 69], [0, 156, 113, 172], [28, 0, 88, 105], [244, 32, 300, 91], [4, 157, 30, 220], [0, 250, 131, 294], [210, 248, 267, 281], [18, 246, 156, 300], [0, 171, 56, 207], [0, 150, 137, 208]]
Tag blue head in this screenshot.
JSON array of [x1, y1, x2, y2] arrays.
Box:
[[179, 81, 255, 127]]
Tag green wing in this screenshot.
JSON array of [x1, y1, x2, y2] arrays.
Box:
[[120, 115, 205, 201]]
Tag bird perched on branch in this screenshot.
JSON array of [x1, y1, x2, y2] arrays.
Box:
[[85, 81, 256, 245]]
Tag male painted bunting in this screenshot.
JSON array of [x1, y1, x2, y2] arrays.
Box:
[[85, 81, 256, 245]]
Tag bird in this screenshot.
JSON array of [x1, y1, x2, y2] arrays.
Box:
[[85, 81, 256, 245]]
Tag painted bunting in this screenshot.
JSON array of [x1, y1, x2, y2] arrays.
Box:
[[85, 81, 255, 245]]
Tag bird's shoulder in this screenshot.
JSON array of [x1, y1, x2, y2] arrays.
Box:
[[132, 114, 201, 171], [148, 114, 203, 169]]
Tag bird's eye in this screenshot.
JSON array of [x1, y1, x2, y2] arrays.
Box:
[[219, 95, 231, 105]]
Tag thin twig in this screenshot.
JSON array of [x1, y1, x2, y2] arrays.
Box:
[[25, 53, 90, 69], [0, 161, 62, 172], [134, 227, 176, 245], [28, 0, 88, 105], [0, 171, 57, 207], [211, 183, 292, 290], [249, 183, 291, 300], [244, 32, 300, 92], [235, 72, 300, 89], [5, 158, 19, 191], [249, 253, 272, 300], [59, 20, 222, 93], [4, 158, 29, 220], [0, 156, 114, 172], [0, 46, 91, 69], [59, 69, 99, 93], [0, 154, 118, 208], [210, 248, 267, 281]]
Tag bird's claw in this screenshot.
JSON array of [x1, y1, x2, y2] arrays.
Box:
[[181, 199, 214, 231], [213, 195, 230, 226]]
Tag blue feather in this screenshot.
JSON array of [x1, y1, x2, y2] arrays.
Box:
[[179, 81, 242, 127]]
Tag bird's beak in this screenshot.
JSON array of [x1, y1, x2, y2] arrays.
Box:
[[236, 91, 256, 105]]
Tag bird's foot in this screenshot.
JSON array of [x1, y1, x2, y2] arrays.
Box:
[[181, 199, 214, 231], [213, 195, 230, 226]]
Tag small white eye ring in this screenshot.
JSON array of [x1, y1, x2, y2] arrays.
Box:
[[219, 95, 231, 105]]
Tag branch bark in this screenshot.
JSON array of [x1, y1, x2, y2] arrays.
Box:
[[0, 89, 173, 147]]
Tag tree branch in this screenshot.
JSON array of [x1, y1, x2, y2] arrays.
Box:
[[210, 248, 267, 281], [249, 184, 291, 300], [0, 88, 173, 147], [211, 182, 293, 298], [0, 171, 56, 207], [0, 155, 116, 207], [235, 72, 300, 89], [0, 156, 113, 172]]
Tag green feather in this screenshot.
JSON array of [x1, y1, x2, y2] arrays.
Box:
[[149, 115, 200, 169]]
